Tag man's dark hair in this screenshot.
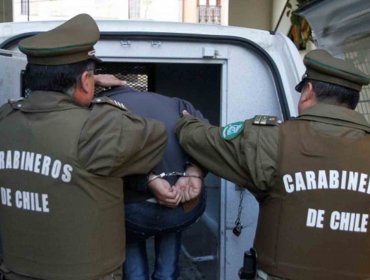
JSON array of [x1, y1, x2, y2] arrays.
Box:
[[24, 60, 95, 94], [310, 79, 359, 109]]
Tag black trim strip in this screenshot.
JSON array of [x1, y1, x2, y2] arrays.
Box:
[[0, 32, 39, 49]]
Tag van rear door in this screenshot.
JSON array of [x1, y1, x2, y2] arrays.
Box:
[[0, 49, 26, 105]]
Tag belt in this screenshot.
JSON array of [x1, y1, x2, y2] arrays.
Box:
[[146, 197, 157, 203], [256, 270, 286, 280], [256, 270, 268, 280]]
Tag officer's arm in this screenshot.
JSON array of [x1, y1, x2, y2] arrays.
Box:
[[79, 106, 167, 177], [176, 115, 252, 187], [114, 111, 167, 176], [176, 115, 278, 192]]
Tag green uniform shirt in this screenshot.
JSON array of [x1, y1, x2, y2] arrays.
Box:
[[0, 91, 167, 280]]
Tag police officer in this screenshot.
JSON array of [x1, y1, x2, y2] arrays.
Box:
[[175, 49, 370, 280], [0, 14, 167, 280]]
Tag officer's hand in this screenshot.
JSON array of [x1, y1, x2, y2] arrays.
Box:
[[94, 74, 126, 87], [173, 165, 203, 202], [148, 177, 182, 208]]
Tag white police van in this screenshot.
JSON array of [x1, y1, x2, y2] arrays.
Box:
[[0, 19, 304, 279]]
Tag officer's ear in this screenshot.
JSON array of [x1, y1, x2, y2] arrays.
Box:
[[298, 81, 317, 113], [72, 70, 95, 107], [79, 70, 94, 94], [301, 82, 316, 101]]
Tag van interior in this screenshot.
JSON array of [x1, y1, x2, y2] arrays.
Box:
[[96, 61, 223, 279]]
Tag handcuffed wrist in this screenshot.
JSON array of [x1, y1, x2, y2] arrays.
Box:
[[184, 173, 203, 181], [184, 160, 206, 177], [146, 171, 203, 185], [147, 172, 166, 185]]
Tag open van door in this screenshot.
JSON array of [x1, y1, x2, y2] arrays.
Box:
[[296, 0, 370, 122], [0, 49, 27, 106]]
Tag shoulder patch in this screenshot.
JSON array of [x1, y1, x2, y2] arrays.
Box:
[[92, 96, 127, 111], [220, 121, 244, 140], [252, 115, 280, 126]]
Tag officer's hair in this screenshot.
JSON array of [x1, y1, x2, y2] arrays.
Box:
[[310, 80, 359, 109], [24, 60, 95, 95]]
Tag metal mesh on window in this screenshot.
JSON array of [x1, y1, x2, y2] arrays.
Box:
[[95, 64, 152, 95], [114, 73, 148, 92]]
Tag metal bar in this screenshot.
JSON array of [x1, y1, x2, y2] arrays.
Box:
[[181, 245, 217, 263]]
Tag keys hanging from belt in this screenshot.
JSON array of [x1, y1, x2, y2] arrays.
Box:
[[233, 189, 245, 237]]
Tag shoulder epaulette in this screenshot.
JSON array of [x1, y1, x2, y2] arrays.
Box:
[[92, 96, 127, 111], [8, 97, 25, 103], [0, 99, 23, 120], [252, 115, 280, 126], [8, 98, 25, 110]]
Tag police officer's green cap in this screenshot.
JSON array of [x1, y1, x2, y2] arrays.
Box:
[[18, 13, 101, 65], [295, 49, 370, 92]]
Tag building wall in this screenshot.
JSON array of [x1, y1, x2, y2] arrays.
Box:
[[221, 0, 229, 25], [145, 0, 182, 22], [0, 0, 13, 22], [228, 0, 273, 30], [228, 0, 294, 33], [7, 0, 292, 33], [272, 0, 296, 34], [8, 0, 229, 25], [183, 0, 198, 23], [12, 0, 129, 22]]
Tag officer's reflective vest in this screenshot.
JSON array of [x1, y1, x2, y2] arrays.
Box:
[[0, 98, 124, 279], [255, 119, 370, 280]]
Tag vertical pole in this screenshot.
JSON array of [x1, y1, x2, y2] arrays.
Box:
[[27, 0, 30, 21], [182, 0, 185, 22], [273, 0, 289, 33]]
